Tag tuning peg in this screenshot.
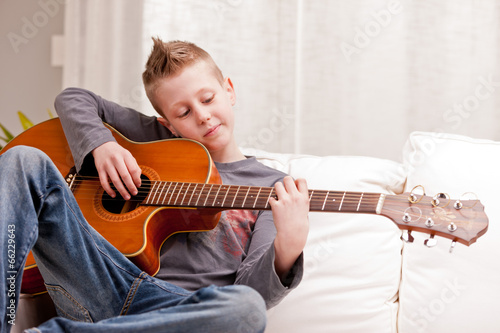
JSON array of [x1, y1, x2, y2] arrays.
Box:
[[449, 240, 456, 253], [401, 230, 414, 243], [424, 234, 437, 248]]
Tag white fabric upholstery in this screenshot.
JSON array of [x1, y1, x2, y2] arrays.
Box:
[[241, 148, 406, 333]]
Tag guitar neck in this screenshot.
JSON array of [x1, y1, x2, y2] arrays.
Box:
[[143, 181, 385, 214]]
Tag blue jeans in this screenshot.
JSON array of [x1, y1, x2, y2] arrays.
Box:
[[0, 146, 266, 333]]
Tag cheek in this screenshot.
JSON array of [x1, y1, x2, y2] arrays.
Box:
[[216, 102, 234, 123], [172, 121, 199, 138]]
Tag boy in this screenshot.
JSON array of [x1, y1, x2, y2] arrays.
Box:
[[0, 38, 309, 332]]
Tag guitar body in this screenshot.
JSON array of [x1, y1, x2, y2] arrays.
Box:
[[1, 118, 222, 294]]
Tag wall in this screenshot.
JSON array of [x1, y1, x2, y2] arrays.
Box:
[[0, 0, 64, 138]]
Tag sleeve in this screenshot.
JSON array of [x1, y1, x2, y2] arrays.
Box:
[[54, 87, 173, 172], [234, 209, 304, 309]]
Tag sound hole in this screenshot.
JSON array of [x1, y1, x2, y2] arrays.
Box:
[[101, 174, 151, 214]]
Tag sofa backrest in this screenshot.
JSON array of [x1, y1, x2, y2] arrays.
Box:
[[243, 130, 500, 333]]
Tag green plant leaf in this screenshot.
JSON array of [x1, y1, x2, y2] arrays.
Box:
[[0, 123, 14, 142], [18, 111, 34, 130]]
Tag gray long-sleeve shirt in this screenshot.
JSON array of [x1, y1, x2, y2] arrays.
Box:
[[54, 87, 303, 308]]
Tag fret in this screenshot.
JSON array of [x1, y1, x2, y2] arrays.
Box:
[[339, 191, 346, 211], [146, 181, 156, 204], [167, 182, 178, 205], [258, 187, 272, 209], [309, 190, 332, 211], [324, 191, 340, 211], [308, 190, 325, 211], [187, 183, 198, 206], [242, 187, 251, 208], [245, 187, 272, 209], [253, 187, 262, 208], [230, 186, 247, 207], [221, 185, 235, 207], [346, 192, 373, 213], [212, 185, 222, 206], [195, 183, 206, 206], [342, 192, 362, 212], [360, 193, 380, 214], [160, 182, 172, 205], [153, 181, 164, 204], [144, 181, 157, 204], [247, 190, 255, 208], [155, 181, 165, 204], [143, 181, 152, 204], [173, 183, 185, 206], [157, 182, 167, 205], [265, 188, 274, 209], [214, 185, 229, 207], [356, 193, 364, 211], [231, 185, 240, 208], [203, 184, 214, 207], [321, 191, 328, 210], [179, 183, 191, 206]]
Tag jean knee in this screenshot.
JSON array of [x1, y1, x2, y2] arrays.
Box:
[[224, 285, 267, 333], [2, 146, 51, 168]]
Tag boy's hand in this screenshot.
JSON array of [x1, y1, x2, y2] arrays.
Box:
[[92, 141, 142, 200], [269, 176, 310, 282]]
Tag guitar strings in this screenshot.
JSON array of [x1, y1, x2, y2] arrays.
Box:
[[68, 176, 388, 201], [63, 176, 418, 207], [66, 176, 412, 204]]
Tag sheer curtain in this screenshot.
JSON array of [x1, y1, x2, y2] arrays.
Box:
[[62, 0, 145, 109], [62, 0, 500, 161]]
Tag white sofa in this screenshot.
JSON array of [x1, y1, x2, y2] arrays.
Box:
[[13, 131, 500, 332]]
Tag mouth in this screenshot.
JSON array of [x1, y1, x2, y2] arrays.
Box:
[[204, 124, 221, 137]]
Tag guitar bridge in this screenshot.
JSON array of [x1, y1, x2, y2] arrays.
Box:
[[64, 166, 78, 190]]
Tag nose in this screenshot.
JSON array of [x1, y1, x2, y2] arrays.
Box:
[[194, 107, 211, 124]]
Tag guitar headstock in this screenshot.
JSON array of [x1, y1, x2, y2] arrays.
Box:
[[381, 186, 489, 250]]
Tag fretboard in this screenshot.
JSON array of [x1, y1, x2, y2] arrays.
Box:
[[143, 181, 385, 214]]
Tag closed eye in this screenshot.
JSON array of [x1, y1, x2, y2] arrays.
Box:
[[203, 95, 214, 104], [179, 109, 190, 118]]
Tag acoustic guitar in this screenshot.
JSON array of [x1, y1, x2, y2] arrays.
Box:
[[0, 118, 489, 295]]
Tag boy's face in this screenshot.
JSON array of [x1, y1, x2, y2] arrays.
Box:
[[154, 60, 237, 158]]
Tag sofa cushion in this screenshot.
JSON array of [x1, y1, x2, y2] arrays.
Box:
[[398, 132, 500, 333], [242, 148, 406, 333]]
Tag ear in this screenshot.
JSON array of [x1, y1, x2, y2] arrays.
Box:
[[157, 117, 178, 137], [224, 77, 236, 106]]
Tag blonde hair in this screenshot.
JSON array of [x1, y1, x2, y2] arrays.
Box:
[[142, 38, 224, 114]]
